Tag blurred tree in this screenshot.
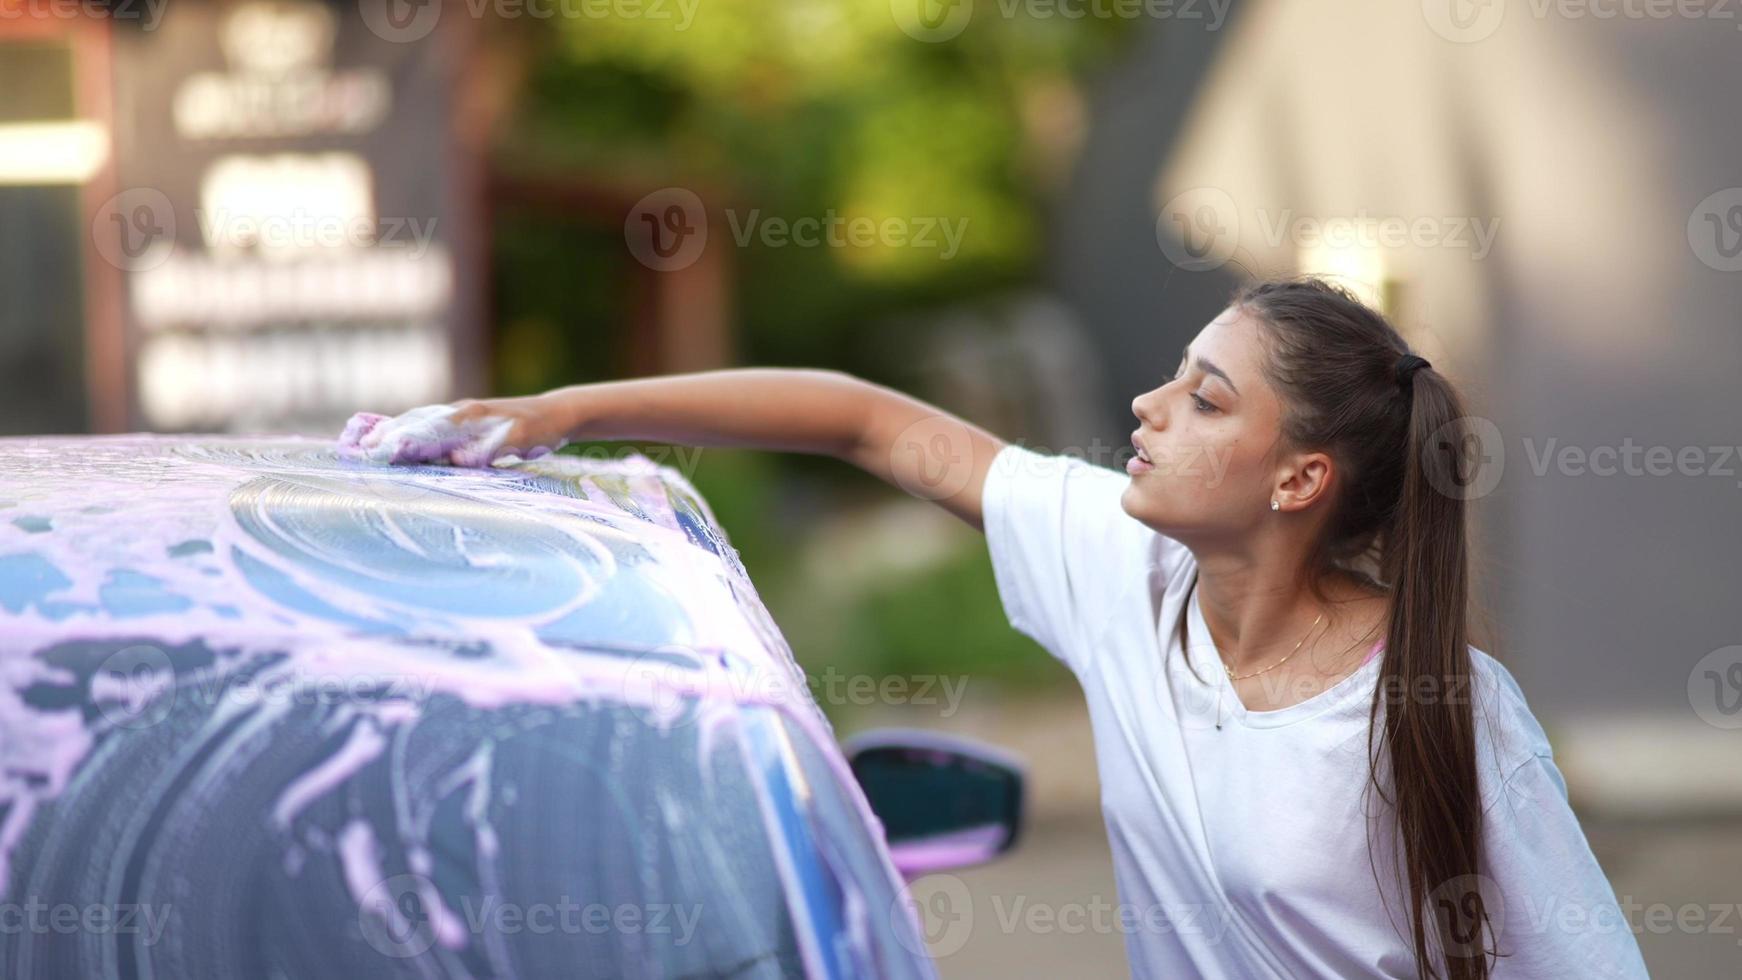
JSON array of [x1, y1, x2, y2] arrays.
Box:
[[499, 0, 1125, 369], [489, 3, 1130, 689]]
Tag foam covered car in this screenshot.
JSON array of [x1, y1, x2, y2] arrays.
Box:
[[0, 436, 1024, 978]]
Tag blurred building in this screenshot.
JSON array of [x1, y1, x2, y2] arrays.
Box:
[[1, 0, 487, 435], [0, 0, 731, 437], [1057, 2, 1742, 818]]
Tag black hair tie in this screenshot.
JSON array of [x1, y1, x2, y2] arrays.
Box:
[[1395, 353, 1431, 396]]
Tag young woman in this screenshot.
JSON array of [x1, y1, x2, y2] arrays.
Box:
[[356, 277, 1648, 978]]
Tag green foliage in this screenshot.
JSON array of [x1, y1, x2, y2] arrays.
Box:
[[836, 541, 1068, 688], [496, 5, 1128, 697], [506, 1, 1128, 365], [490, 215, 632, 395]]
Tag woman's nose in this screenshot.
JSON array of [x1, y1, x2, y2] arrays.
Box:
[[1132, 388, 1166, 429]]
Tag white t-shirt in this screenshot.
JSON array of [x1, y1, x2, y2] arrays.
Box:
[[981, 443, 1649, 979]]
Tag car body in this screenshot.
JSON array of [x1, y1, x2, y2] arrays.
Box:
[[0, 436, 1020, 979]]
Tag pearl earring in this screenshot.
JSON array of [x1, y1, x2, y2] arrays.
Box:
[[1270, 499, 1280, 511]]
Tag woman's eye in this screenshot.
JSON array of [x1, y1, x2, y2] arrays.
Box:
[[1190, 392, 1216, 413]]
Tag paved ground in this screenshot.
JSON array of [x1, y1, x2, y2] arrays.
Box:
[[855, 696, 1742, 977], [919, 812, 1742, 978]]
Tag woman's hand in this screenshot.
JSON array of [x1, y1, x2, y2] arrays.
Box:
[[445, 393, 577, 463], [338, 391, 576, 467]]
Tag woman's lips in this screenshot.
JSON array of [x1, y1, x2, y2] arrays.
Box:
[[1129, 432, 1154, 475]]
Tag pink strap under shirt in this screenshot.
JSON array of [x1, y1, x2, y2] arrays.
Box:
[[1362, 638, 1385, 665]]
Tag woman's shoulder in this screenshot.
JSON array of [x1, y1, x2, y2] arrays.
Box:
[[1465, 647, 1559, 808]]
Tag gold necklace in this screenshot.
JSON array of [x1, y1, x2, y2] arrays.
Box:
[[1210, 604, 1325, 731], [1222, 610, 1324, 681]]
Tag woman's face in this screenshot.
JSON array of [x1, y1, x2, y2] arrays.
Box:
[[1121, 305, 1300, 542]]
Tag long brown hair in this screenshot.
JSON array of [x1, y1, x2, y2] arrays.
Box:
[[1193, 277, 1494, 978]]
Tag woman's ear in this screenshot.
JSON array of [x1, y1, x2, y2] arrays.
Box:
[[1273, 451, 1335, 511]]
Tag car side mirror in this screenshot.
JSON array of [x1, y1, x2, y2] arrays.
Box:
[[844, 729, 1025, 879]]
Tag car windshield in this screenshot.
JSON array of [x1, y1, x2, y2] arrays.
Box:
[[12, 636, 942, 978]]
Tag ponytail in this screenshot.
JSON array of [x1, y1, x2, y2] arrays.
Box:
[[1378, 365, 1493, 979], [1234, 278, 1495, 979]]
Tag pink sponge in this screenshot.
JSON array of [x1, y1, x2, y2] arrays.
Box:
[[336, 404, 565, 468]]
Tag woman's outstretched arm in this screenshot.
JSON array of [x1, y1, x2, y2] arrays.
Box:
[[446, 369, 1008, 530]]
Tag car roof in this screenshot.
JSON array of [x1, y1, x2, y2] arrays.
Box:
[[0, 435, 822, 724]]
